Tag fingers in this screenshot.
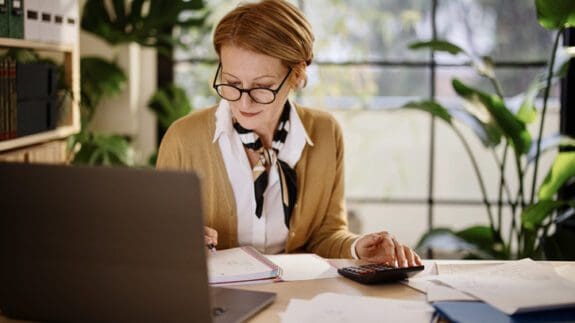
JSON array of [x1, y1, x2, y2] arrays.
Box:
[[393, 237, 408, 267], [357, 231, 421, 267], [403, 245, 422, 267], [204, 226, 218, 246]]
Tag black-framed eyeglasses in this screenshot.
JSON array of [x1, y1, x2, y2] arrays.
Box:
[[212, 63, 292, 105]]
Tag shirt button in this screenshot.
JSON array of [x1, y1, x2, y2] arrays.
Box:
[[290, 231, 296, 237]]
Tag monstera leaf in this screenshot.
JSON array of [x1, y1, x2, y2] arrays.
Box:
[[81, 0, 207, 51]]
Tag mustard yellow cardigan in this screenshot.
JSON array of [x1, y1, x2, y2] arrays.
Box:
[[156, 104, 357, 258]]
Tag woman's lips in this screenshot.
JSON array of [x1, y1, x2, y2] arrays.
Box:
[[239, 111, 262, 118]]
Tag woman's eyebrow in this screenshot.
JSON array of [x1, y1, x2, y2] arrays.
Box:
[[222, 71, 277, 81]]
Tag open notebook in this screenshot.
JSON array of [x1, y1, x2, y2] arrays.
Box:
[[208, 246, 282, 284]]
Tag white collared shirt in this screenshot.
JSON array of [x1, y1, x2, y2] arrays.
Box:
[[213, 100, 311, 254], [213, 100, 361, 258]]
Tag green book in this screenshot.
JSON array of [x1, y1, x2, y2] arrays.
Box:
[[8, 0, 23, 39], [0, 0, 9, 37]]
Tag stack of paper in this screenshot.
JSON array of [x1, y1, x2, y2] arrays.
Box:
[[432, 258, 575, 315], [280, 293, 434, 323]]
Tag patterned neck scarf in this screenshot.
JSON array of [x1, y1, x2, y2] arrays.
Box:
[[233, 101, 297, 228]]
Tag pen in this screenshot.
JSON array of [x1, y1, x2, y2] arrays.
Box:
[[207, 243, 217, 253]]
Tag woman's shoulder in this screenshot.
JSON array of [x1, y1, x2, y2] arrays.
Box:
[[295, 104, 341, 133], [166, 105, 218, 136]]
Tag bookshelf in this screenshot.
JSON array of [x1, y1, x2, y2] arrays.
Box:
[[0, 36, 80, 162]]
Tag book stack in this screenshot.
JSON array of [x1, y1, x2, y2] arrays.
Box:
[[1, 0, 78, 44], [0, 57, 17, 141], [0, 58, 61, 141]]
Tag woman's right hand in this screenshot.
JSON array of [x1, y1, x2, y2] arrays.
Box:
[[204, 226, 218, 248]]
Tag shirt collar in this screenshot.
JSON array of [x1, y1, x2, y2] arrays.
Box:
[[213, 99, 313, 144]]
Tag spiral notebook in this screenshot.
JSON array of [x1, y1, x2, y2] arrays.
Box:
[[208, 246, 282, 285]]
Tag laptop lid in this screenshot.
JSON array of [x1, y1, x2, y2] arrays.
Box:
[[0, 163, 274, 323]]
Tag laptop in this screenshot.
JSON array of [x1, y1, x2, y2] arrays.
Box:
[[0, 162, 275, 323]]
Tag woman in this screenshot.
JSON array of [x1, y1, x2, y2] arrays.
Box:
[[157, 0, 421, 267]]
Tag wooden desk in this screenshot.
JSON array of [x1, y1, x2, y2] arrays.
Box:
[[1, 259, 571, 323], [237, 259, 574, 322], [237, 259, 427, 323]]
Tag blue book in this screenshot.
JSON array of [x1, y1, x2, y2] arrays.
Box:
[[433, 301, 575, 323]]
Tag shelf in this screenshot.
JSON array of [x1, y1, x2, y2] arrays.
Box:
[[0, 37, 75, 52], [0, 124, 80, 152], [0, 36, 80, 156]]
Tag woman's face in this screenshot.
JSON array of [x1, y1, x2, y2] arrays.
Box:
[[219, 45, 292, 134]]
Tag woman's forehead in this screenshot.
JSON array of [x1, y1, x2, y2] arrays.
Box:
[[220, 45, 285, 78]]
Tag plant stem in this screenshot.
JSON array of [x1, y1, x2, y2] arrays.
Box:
[[530, 29, 563, 205], [492, 145, 510, 247], [453, 126, 496, 231], [488, 72, 507, 244], [514, 151, 526, 258]]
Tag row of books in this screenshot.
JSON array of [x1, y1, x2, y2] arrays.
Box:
[[0, 0, 78, 45], [0, 58, 17, 141], [0, 57, 61, 141]]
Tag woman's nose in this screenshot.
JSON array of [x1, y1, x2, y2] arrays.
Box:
[[239, 91, 253, 109]]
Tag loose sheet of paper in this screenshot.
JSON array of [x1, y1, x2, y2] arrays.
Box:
[[426, 283, 477, 302], [555, 264, 575, 284], [433, 258, 575, 315], [265, 254, 338, 281], [280, 293, 434, 323]]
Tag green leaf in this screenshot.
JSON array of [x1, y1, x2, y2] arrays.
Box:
[[515, 75, 545, 124], [147, 84, 193, 131], [71, 133, 133, 166], [415, 227, 498, 259], [402, 100, 453, 123], [456, 225, 499, 250], [81, 0, 207, 50], [452, 79, 532, 155], [80, 57, 127, 120], [403, 100, 502, 147], [535, 0, 575, 29], [538, 152, 575, 199], [521, 200, 575, 231], [409, 40, 464, 55], [450, 108, 502, 148], [527, 134, 575, 164]]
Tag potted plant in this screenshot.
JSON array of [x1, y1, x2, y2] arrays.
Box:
[[405, 0, 575, 259], [70, 0, 206, 166]]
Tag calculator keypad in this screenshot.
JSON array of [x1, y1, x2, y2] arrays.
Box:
[[337, 264, 424, 284]]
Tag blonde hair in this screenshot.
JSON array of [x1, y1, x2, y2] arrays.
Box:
[[213, 0, 314, 88]]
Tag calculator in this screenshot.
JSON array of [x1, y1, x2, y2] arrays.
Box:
[[337, 264, 425, 284]]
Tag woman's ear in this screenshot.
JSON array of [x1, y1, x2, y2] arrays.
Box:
[[293, 61, 308, 89]]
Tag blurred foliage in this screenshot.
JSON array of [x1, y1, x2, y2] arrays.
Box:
[[80, 57, 127, 123], [81, 0, 207, 55], [408, 0, 575, 260], [146, 84, 193, 166], [148, 84, 193, 132]]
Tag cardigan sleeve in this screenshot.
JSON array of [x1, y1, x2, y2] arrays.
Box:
[[304, 116, 358, 258]]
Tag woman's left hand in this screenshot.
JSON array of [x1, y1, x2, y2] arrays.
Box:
[[355, 231, 422, 267]]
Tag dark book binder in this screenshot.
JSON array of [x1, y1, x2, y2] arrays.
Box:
[[0, 0, 9, 37], [7, 0, 23, 39], [0, 58, 17, 141], [15, 62, 60, 137]]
